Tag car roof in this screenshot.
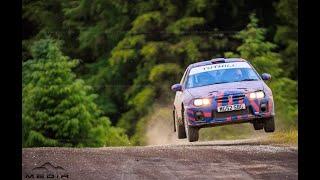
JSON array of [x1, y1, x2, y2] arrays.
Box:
[[187, 58, 248, 69]]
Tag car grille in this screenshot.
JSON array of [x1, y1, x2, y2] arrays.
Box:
[[213, 93, 251, 118], [215, 93, 245, 103], [212, 108, 250, 118]]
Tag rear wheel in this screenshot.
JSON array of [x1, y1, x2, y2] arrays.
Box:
[[253, 121, 264, 130], [175, 110, 186, 139], [264, 117, 275, 132], [184, 110, 199, 142]]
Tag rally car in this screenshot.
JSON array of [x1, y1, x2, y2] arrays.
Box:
[[171, 58, 275, 142]]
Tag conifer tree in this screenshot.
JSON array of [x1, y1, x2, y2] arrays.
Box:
[[22, 39, 130, 147]]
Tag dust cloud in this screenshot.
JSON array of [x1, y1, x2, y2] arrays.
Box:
[[145, 105, 186, 145]]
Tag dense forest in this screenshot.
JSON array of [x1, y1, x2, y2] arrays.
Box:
[[22, 0, 298, 147]]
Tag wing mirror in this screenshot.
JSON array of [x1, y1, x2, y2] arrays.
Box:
[[171, 84, 182, 92], [261, 73, 271, 81]]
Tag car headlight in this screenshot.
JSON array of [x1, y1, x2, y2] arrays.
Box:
[[249, 91, 265, 99], [193, 98, 211, 106]]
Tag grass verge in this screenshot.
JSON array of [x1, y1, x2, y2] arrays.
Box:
[[265, 128, 298, 146]]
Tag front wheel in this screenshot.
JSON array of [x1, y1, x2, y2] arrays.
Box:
[[264, 117, 275, 132], [184, 110, 199, 142], [253, 122, 264, 130], [186, 126, 199, 142]]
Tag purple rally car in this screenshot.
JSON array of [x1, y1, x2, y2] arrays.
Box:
[[171, 58, 275, 142]]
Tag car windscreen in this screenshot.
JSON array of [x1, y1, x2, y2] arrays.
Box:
[[185, 62, 260, 89]]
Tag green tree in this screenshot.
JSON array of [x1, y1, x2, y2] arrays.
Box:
[[108, 1, 224, 139], [227, 13, 283, 77], [274, 0, 298, 80], [22, 39, 130, 147]]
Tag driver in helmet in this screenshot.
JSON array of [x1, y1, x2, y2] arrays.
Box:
[[233, 69, 243, 81]]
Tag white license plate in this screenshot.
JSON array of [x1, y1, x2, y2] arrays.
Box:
[[217, 104, 246, 112]]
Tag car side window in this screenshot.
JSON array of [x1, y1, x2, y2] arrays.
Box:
[[180, 68, 189, 87]]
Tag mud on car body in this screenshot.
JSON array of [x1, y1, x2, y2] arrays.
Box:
[[171, 58, 275, 142]]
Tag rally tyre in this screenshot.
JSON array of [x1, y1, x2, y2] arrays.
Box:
[[264, 117, 275, 132], [253, 122, 264, 130], [183, 110, 199, 142], [175, 110, 186, 139], [187, 126, 199, 142]]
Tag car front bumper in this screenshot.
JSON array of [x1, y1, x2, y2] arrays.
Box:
[[185, 96, 275, 128]]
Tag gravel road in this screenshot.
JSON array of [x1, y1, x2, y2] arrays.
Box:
[[22, 139, 297, 180]]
